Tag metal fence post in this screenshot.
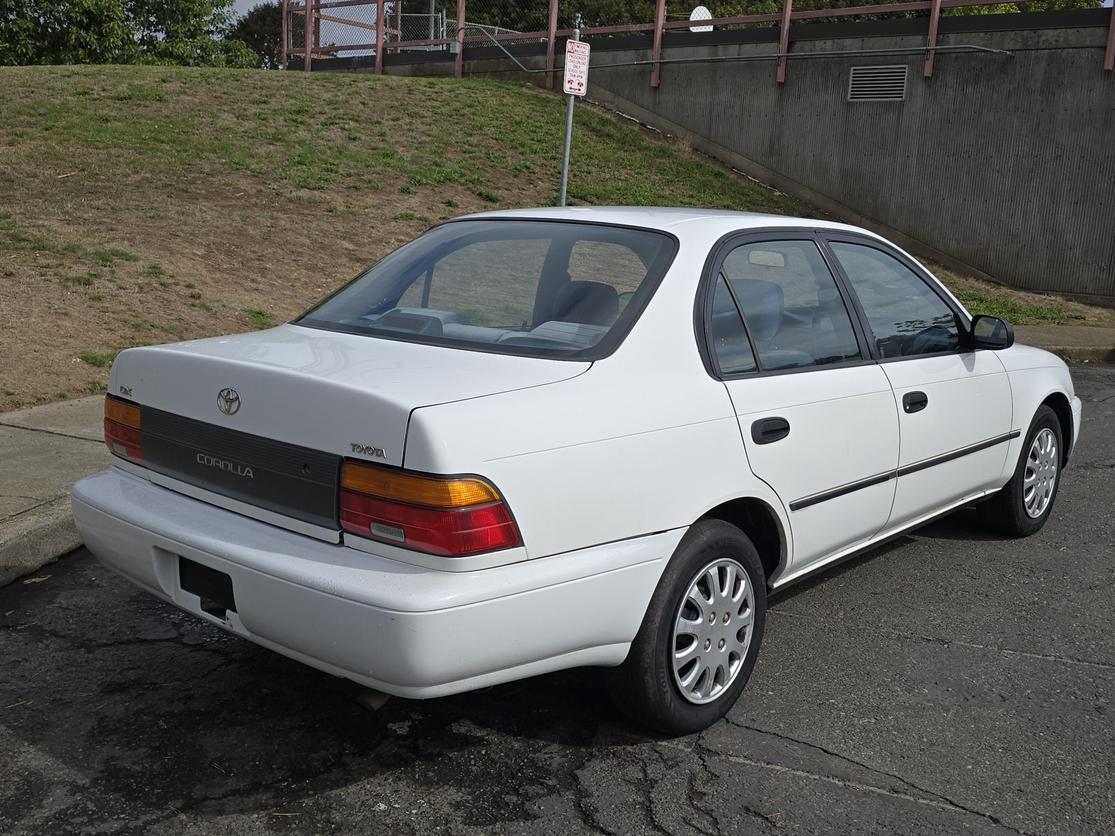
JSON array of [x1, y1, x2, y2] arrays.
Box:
[[776, 0, 792, 83], [281, 0, 288, 69], [923, 0, 943, 77], [650, 0, 666, 87], [455, 0, 466, 79], [303, 0, 313, 71], [545, 0, 559, 90], [313, 0, 320, 52], [375, 0, 385, 73], [1105, 1, 1114, 72]]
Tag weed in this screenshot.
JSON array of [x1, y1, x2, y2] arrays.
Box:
[[243, 308, 275, 328], [61, 272, 97, 287], [78, 350, 119, 368], [94, 248, 139, 267]]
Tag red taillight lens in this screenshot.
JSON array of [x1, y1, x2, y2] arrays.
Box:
[[339, 462, 521, 557], [104, 396, 142, 462]]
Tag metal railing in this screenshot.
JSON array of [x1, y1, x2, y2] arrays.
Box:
[[283, 0, 1115, 80]]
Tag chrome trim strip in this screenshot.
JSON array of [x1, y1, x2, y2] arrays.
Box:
[[789, 430, 1021, 512], [896, 430, 1021, 478], [789, 470, 895, 512]]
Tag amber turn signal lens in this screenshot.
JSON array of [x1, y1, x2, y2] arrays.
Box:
[[340, 461, 500, 508], [105, 396, 140, 429]]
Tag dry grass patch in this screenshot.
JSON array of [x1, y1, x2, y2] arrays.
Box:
[[0, 65, 1108, 410]]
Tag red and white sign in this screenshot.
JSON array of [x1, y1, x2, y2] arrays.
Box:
[[563, 40, 590, 96]]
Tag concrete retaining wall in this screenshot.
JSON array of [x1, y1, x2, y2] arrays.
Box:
[[365, 10, 1115, 304]]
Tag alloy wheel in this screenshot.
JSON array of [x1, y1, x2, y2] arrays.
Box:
[[1023, 427, 1058, 519], [671, 558, 755, 705]]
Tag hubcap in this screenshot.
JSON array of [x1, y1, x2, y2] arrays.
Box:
[[1023, 427, 1058, 519], [671, 558, 755, 705]]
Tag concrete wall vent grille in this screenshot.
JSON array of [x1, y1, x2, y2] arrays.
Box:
[[847, 65, 908, 102]]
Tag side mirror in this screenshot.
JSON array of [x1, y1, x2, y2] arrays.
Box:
[[969, 314, 1014, 350]]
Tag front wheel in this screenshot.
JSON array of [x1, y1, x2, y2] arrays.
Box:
[[980, 404, 1063, 537], [606, 520, 766, 735]]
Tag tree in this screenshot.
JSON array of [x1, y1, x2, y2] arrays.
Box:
[[226, 1, 282, 69], [0, 0, 258, 66], [0, 0, 138, 65]]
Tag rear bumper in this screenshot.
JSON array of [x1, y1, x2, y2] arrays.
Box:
[[72, 468, 679, 698]]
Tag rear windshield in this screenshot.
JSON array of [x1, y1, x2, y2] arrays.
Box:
[[296, 220, 678, 360]]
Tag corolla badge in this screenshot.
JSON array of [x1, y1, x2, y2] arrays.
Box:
[[217, 387, 241, 416]]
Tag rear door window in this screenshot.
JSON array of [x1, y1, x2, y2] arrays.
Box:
[[716, 240, 862, 372]]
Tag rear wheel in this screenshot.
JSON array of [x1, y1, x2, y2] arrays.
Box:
[[606, 520, 766, 735], [980, 405, 1063, 537]]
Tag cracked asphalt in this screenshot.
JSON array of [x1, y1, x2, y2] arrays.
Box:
[[2, 364, 1113, 835]]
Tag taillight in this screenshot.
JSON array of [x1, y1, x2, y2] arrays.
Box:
[[104, 395, 142, 463], [339, 461, 521, 557]]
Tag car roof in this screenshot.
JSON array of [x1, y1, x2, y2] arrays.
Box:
[[454, 206, 881, 239]]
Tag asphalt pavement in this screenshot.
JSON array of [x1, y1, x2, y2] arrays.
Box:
[[1, 365, 1112, 835]]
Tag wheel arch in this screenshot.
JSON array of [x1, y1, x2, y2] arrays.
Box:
[[697, 497, 786, 586], [1040, 391, 1073, 465]]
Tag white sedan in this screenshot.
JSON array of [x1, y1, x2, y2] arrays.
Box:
[[73, 207, 1081, 734]]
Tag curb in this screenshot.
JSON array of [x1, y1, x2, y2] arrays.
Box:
[[1014, 325, 1115, 366], [1033, 346, 1115, 365], [0, 497, 82, 587]]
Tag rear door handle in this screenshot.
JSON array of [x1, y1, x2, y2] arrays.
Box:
[[751, 417, 790, 444], [903, 391, 929, 414]]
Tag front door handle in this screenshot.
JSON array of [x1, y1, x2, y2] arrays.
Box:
[[751, 417, 790, 445], [903, 391, 929, 414]]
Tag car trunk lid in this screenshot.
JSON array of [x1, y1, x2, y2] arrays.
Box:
[[109, 324, 588, 533]]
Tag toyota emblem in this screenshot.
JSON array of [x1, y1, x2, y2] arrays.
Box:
[[217, 387, 241, 416]]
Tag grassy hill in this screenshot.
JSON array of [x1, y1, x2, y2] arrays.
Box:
[[0, 65, 1104, 410]]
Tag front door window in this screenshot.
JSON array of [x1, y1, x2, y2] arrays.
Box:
[[829, 242, 960, 358]]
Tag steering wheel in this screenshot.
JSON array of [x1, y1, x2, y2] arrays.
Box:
[[905, 324, 954, 356]]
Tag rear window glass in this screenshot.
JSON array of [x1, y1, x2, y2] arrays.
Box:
[[297, 220, 677, 360]]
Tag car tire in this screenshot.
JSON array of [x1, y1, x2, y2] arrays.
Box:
[[605, 519, 766, 736], [980, 404, 1063, 538]]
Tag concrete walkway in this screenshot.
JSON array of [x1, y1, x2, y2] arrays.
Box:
[[0, 396, 109, 586], [0, 324, 1112, 587], [1015, 324, 1115, 364]]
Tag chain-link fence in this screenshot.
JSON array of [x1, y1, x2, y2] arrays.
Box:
[[285, 0, 1115, 70]]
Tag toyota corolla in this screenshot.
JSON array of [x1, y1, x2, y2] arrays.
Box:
[[72, 208, 1081, 734]]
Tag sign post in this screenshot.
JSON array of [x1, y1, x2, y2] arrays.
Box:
[[558, 14, 588, 207]]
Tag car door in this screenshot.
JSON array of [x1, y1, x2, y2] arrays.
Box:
[[702, 233, 901, 572], [823, 236, 1013, 531]]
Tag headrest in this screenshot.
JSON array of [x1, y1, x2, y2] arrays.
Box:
[[729, 278, 784, 343], [554, 281, 619, 327]]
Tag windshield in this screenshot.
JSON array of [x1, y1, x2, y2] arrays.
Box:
[[296, 220, 678, 360]]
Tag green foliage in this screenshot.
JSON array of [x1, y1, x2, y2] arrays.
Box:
[[0, 0, 255, 67], [242, 307, 276, 328], [226, 0, 281, 69], [0, 0, 138, 65], [955, 290, 1083, 325], [138, 35, 258, 67], [78, 350, 120, 367]]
